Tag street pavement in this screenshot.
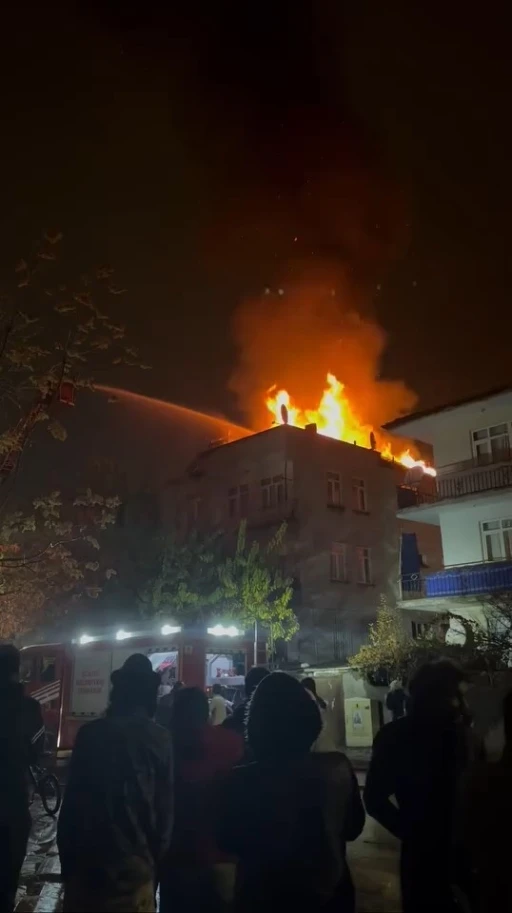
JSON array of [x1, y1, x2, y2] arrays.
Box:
[[17, 792, 401, 912]]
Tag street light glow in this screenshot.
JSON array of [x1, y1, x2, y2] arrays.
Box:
[[116, 629, 132, 641], [79, 634, 94, 645], [207, 624, 240, 637], [161, 624, 181, 636]]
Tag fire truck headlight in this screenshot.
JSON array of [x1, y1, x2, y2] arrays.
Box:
[[207, 624, 240, 637], [116, 629, 132, 641], [79, 634, 94, 645], [161, 624, 181, 636]]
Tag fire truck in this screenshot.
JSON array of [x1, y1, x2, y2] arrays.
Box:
[[20, 622, 265, 757]]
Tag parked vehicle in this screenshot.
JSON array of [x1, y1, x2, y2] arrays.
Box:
[[21, 624, 265, 756]]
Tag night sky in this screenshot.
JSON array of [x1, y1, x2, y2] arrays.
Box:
[[2, 3, 510, 426]]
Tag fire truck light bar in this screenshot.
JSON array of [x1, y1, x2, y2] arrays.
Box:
[[116, 630, 133, 641], [161, 624, 182, 636], [207, 624, 240, 637]]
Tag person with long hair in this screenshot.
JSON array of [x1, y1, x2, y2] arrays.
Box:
[[218, 672, 365, 912], [58, 655, 173, 913], [159, 686, 243, 913]]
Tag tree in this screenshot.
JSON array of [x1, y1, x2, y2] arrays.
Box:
[[218, 521, 298, 648], [349, 596, 412, 684], [0, 489, 119, 640], [349, 595, 512, 687], [0, 233, 144, 639], [137, 531, 226, 619], [136, 521, 298, 646]]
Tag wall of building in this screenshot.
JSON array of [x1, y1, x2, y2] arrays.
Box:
[[425, 396, 512, 469], [438, 492, 512, 566], [162, 425, 442, 664]]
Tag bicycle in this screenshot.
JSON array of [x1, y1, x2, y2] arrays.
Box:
[[29, 761, 62, 817]]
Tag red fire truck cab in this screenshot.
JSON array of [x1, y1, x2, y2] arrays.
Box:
[[21, 622, 265, 757]]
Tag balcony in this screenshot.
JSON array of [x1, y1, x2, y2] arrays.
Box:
[[400, 559, 512, 600], [246, 498, 299, 530], [397, 460, 512, 512]]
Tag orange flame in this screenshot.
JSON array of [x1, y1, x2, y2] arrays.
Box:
[[266, 373, 436, 476]]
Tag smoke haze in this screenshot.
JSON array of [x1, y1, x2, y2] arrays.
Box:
[[230, 263, 418, 433]]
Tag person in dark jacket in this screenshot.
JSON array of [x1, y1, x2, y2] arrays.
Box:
[[302, 676, 327, 710], [219, 672, 365, 913], [460, 688, 512, 912], [160, 686, 243, 913], [364, 660, 480, 913], [58, 654, 173, 913], [0, 645, 45, 913], [222, 665, 269, 738], [385, 679, 407, 720]]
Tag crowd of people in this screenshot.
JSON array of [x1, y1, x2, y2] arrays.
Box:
[[1, 642, 512, 913]]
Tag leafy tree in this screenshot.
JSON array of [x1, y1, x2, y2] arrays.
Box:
[[137, 531, 226, 618], [0, 489, 119, 640], [350, 594, 512, 687], [137, 521, 298, 646], [349, 596, 412, 684], [218, 521, 298, 648], [0, 233, 144, 639]]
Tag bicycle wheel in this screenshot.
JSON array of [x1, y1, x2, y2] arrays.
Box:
[[39, 772, 61, 816]]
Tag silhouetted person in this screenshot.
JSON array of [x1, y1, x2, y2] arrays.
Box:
[[160, 687, 243, 913], [58, 654, 172, 913], [302, 676, 327, 709], [302, 676, 339, 753], [155, 679, 184, 729], [0, 645, 45, 913], [460, 688, 512, 911], [364, 660, 480, 913], [210, 682, 228, 725], [386, 679, 407, 720], [219, 672, 365, 913], [222, 666, 269, 738]]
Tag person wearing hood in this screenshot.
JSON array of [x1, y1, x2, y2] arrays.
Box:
[[364, 660, 481, 913], [218, 672, 365, 912], [0, 645, 45, 912], [58, 654, 173, 913]]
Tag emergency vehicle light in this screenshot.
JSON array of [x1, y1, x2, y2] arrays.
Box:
[[161, 624, 181, 636], [79, 634, 94, 645], [116, 629, 133, 641], [207, 624, 240, 637]]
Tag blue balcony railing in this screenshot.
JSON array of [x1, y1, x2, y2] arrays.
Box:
[[401, 560, 512, 600]]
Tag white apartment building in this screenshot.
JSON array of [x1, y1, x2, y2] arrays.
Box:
[[384, 386, 512, 628]]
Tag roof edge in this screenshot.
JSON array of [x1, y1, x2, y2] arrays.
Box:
[[383, 384, 512, 431]]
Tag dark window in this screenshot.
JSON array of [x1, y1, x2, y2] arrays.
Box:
[[327, 471, 341, 506]]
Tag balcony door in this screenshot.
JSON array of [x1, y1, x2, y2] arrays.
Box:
[[481, 518, 512, 560]]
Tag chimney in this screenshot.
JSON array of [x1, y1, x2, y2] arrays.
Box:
[[305, 423, 317, 434]]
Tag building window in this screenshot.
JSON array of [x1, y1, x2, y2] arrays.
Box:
[[412, 621, 430, 639], [261, 475, 286, 509], [481, 518, 512, 560], [229, 484, 249, 518], [472, 422, 512, 464], [356, 546, 373, 584], [327, 471, 342, 506], [352, 478, 368, 512], [330, 543, 347, 582]]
